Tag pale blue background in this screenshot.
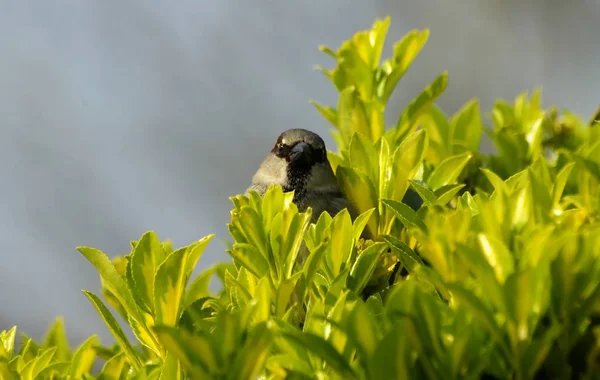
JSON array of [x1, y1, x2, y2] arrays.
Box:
[[1, 0, 599, 345]]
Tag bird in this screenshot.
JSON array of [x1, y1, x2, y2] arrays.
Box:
[[248, 128, 357, 225]]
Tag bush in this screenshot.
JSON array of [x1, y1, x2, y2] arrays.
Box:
[[2, 17, 600, 380]]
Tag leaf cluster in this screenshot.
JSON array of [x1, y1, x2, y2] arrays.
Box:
[[3, 17, 600, 380]]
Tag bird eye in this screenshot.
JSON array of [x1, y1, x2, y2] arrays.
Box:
[[275, 143, 289, 158]]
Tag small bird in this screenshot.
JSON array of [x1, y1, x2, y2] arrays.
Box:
[[248, 128, 357, 224]]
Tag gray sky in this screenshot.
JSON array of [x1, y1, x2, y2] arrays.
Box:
[[1, 0, 599, 345]]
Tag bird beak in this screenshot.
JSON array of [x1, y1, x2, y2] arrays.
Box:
[[289, 142, 312, 164]]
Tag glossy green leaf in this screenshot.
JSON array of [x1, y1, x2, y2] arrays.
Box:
[[153, 326, 216, 378], [435, 184, 466, 205], [154, 245, 197, 327], [229, 243, 269, 279], [185, 235, 214, 278], [234, 206, 269, 257], [381, 29, 430, 103], [552, 162, 575, 208], [309, 100, 337, 127], [337, 166, 379, 236], [128, 313, 162, 358], [383, 235, 424, 270], [427, 152, 472, 191], [352, 208, 375, 243], [345, 300, 377, 359], [349, 132, 378, 179], [446, 284, 512, 366], [276, 272, 303, 318], [480, 168, 509, 195], [451, 99, 483, 153], [477, 233, 515, 284], [328, 209, 354, 277], [279, 330, 355, 379], [69, 335, 100, 378], [228, 322, 274, 380], [20, 347, 56, 380], [0, 327, 17, 359], [391, 72, 448, 144], [77, 246, 142, 322], [130, 231, 167, 314], [337, 87, 370, 148], [347, 242, 387, 294], [408, 180, 436, 207], [98, 352, 127, 379], [159, 351, 182, 380], [385, 129, 428, 204], [382, 199, 428, 232], [82, 290, 142, 370]]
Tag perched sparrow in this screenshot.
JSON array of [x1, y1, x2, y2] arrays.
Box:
[[248, 128, 357, 223]]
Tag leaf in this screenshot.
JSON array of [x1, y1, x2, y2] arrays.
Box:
[[130, 231, 168, 314], [228, 322, 274, 380], [337, 166, 379, 237], [435, 184, 466, 205], [426, 152, 472, 191], [303, 242, 327, 296], [185, 235, 214, 278], [276, 272, 303, 318], [347, 242, 388, 294], [153, 326, 216, 378], [369, 322, 412, 380], [337, 87, 370, 148], [409, 180, 436, 208], [382, 199, 428, 232], [82, 290, 143, 370], [129, 313, 162, 358], [385, 129, 429, 203], [383, 235, 424, 270], [229, 243, 269, 279], [310, 100, 337, 127], [184, 262, 225, 309], [20, 347, 57, 380], [279, 331, 355, 379], [345, 301, 377, 359], [480, 168, 508, 195], [98, 352, 127, 379], [352, 208, 375, 243], [391, 72, 448, 144], [77, 246, 142, 321], [381, 29, 430, 103], [349, 132, 378, 179], [328, 209, 354, 277], [451, 99, 483, 153], [446, 284, 512, 366], [235, 207, 269, 257], [253, 277, 272, 324], [477, 234, 515, 284], [154, 247, 190, 327], [69, 335, 100, 378], [552, 162, 575, 208], [0, 327, 17, 359], [159, 351, 182, 380]]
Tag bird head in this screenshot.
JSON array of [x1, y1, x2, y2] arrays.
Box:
[[250, 128, 339, 200]]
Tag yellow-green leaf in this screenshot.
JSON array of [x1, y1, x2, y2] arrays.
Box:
[[154, 248, 190, 327], [427, 152, 472, 191], [131, 231, 168, 314], [69, 335, 100, 378], [82, 290, 142, 370]]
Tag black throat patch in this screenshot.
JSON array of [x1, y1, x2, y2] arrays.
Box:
[[283, 165, 311, 203]]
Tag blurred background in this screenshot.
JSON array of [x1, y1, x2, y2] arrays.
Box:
[[1, 0, 599, 345]]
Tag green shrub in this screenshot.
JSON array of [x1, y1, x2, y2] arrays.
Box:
[[2, 17, 600, 380]]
